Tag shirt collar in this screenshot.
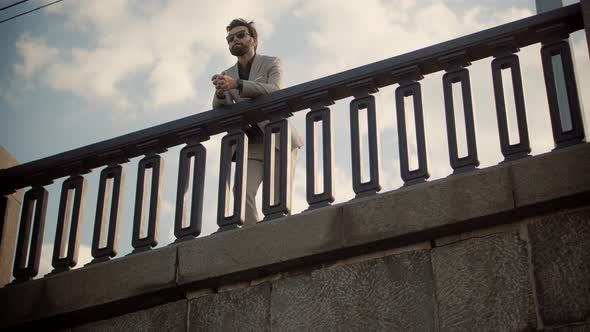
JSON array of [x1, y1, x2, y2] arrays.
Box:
[[238, 53, 256, 68]]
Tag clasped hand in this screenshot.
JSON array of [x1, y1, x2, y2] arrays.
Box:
[[212, 71, 238, 96]]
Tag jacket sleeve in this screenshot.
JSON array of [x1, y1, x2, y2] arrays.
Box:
[[212, 91, 233, 108], [240, 57, 283, 98]]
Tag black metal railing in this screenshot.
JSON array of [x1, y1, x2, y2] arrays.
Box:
[[0, 3, 587, 284]]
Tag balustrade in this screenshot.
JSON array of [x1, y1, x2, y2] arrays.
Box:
[[0, 3, 587, 285]]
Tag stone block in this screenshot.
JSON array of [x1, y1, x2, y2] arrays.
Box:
[[527, 207, 590, 325], [432, 232, 536, 331], [73, 300, 187, 332], [511, 143, 590, 208], [0, 277, 45, 328], [189, 282, 270, 331], [270, 250, 436, 331], [341, 165, 514, 247], [41, 245, 177, 318], [543, 324, 590, 332], [177, 206, 341, 286]]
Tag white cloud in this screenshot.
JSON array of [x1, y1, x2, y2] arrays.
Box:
[[295, 0, 534, 78], [16, 0, 297, 113], [14, 33, 60, 78], [148, 51, 207, 107]]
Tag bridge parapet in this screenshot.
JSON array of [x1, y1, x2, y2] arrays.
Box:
[[0, 142, 588, 330], [1, 2, 590, 330]]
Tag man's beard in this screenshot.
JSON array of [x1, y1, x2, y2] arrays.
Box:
[[230, 43, 248, 56]]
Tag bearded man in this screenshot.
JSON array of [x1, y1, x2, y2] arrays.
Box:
[[212, 18, 303, 225]]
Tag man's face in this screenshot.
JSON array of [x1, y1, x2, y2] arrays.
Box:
[[227, 26, 256, 56]]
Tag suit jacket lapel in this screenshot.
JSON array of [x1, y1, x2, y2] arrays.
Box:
[[227, 64, 240, 102], [228, 63, 239, 80], [249, 54, 262, 81]]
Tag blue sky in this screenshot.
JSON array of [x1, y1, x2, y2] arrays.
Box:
[[0, 0, 588, 277]]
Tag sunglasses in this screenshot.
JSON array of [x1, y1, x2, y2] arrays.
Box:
[[226, 30, 250, 43]]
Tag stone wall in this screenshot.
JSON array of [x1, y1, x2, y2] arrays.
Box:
[[1, 144, 589, 331], [57, 206, 590, 331]]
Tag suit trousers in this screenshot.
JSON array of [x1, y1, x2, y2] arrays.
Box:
[[243, 143, 299, 225]]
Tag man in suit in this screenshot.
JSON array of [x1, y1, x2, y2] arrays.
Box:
[[212, 18, 303, 225]]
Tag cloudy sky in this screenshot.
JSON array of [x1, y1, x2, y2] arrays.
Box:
[[0, 0, 588, 277]]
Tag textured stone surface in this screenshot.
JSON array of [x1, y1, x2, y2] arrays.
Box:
[[543, 324, 590, 332], [271, 250, 436, 331], [189, 282, 270, 331], [341, 165, 514, 247], [74, 300, 187, 332], [432, 232, 536, 331], [41, 245, 177, 318], [178, 206, 341, 285], [2, 143, 590, 330], [511, 143, 590, 208], [528, 207, 590, 325]]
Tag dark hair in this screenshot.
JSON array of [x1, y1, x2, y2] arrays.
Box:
[[226, 18, 258, 40]]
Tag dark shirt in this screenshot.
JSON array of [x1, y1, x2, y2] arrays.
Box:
[[238, 54, 256, 80], [238, 54, 264, 142]]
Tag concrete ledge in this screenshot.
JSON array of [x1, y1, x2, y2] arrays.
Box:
[[177, 206, 342, 286], [1, 143, 589, 329], [341, 164, 514, 247], [73, 299, 187, 332], [511, 144, 590, 208], [42, 245, 177, 317], [0, 277, 45, 326], [0, 245, 177, 327]]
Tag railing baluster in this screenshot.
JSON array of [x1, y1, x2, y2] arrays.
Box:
[[305, 103, 335, 210], [441, 53, 480, 174], [175, 141, 207, 241], [393, 67, 430, 185], [491, 50, 531, 161], [131, 154, 163, 254], [349, 78, 381, 198], [541, 40, 586, 148], [217, 130, 248, 231], [262, 119, 292, 221], [90, 165, 124, 264], [50, 175, 86, 274], [12, 186, 48, 283]]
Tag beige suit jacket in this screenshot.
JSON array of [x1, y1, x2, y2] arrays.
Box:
[[212, 54, 304, 156]]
